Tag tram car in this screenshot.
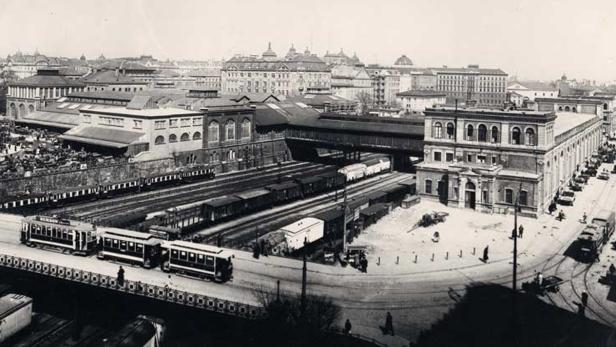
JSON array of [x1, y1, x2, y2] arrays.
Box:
[[20, 215, 97, 255], [97, 228, 163, 268], [160, 240, 233, 282]]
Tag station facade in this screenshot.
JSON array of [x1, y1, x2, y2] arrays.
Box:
[[416, 108, 603, 216]]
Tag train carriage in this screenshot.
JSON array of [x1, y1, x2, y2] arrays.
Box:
[[96, 228, 162, 268], [203, 196, 243, 223], [317, 171, 346, 190], [234, 188, 273, 213], [161, 240, 233, 282], [266, 181, 302, 203], [148, 225, 182, 241], [296, 176, 327, 196], [20, 216, 97, 255]]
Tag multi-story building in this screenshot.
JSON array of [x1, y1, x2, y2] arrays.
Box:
[[3, 51, 64, 80], [434, 65, 508, 108], [416, 107, 602, 216], [366, 68, 400, 107], [82, 61, 151, 92], [395, 90, 446, 114], [329, 64, 372, 102], [188, 69, 221, 90], [6, 69, 85, 118], [221, 43, 331, 97], [322, 49, 361, 66], [506, 81, 558, 107]]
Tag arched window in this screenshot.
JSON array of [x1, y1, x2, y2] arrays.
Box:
[[225, 120, 236, 141], [525, 128, 535, 145], [558, 106, 563, 111], [478, 124, 487, 142], [572, 107, 577, 113], [564, 106, 570, 112], [193, 132, 201, 141], [446, 123, 455, 139], [511, 127, 521, 145], [241, 119, 251, 139], [169, 134, 177, 143], [208, 121, 219, 143], [466, 124, 474, 140], [433, 122, 442, 138], [180, 133, 189, 142], [604, 103, 609, 111], [28, 105, 34, 113], [491, 126, 499, 143], [155, 136, 165, 145], [425, 179, 432, 194]]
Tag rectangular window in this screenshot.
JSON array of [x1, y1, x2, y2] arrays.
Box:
[[169, 119, 178, 128], [467, 154, 473, 163], [192, 117, 202, 126], [446, 153, 454, 162], [425, 180, 432, 194], [133, 120, 142, 129], [491, 156, 497, 165], [181, 118, 190, 127], [155, 120, 166, 130], [434, 151, 442, 162], [519, 191, 528, 206], [482, 190, 488, 203], [505, 189, 513, 204], [477, 155, 486, 163]]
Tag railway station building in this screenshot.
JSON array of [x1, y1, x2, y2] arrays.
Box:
[[416, 107, 603, 216]]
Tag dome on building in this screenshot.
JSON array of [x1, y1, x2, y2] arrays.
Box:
[[262, 42, 277, 59], [561, 73, 568, 81], [285, 44, 297, 58], [80, 53, 86, 61], [394, 54, 413, 66]]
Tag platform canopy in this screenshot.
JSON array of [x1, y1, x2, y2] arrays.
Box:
[[60, 125, 146, 148]]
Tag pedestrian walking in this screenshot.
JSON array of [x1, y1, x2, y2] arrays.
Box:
[[117, 266, 125, 287], [582, 212, 587, 224], [384, 312, 394, 336], [483, 245, 489, 262], [511, 228, 517, 239], [344, 319, 352, 334], [518, 225, 524, 239], [581, 291, 588, 306]]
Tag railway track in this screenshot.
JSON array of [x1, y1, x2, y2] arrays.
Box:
[[44, 160, 313, 217], [197, 172, 411, 247], [82, 163, 340, 226]]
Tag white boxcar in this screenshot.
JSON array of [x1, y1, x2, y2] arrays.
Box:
[[338, 163, 367, 182], [0, 294, 33, 343], [282, 217, 324, 252]]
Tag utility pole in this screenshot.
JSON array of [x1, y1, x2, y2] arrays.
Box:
[[342, 179, 348, 255], [512, 182, 522, 345], [301, 237, 307, 318]]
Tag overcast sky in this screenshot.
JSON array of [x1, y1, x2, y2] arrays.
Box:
[[1, 0, 615, 82]]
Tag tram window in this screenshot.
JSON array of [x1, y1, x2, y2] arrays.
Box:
[[206, 256, 214, 266], [113, 240, 119, 248], [120, 241, 127, 250], [188, 253, 196, 262], [180, 251, 187, 260], [128, 242, 135, 251], [136, 244, 143, 253], [198, 254, 205, 264], [104, 238, 111, 246]]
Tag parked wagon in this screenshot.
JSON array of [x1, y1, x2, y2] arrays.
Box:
[[266, 181, 302, 203], [296, 176, 327, 196], [234, 188, 273, 212], [317, 171, 346, 190], [203, 196, 243, 223]]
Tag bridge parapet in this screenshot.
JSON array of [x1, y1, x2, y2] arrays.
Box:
[[0, 253, 265, 319]]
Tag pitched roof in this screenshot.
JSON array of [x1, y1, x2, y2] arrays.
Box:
[[10, 74, 85, 87], [507, 81, 557, 91], [396, 90, 447, 97], [60, 126, 147, 148], [82, 70, 147, 85]]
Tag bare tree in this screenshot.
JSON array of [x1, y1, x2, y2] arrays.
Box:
[[253, 286, 341, 345], [355, 91, 372, 115]]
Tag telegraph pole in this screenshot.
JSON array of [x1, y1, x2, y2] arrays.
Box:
[[512, 182, 522, 345], [342, 179, 348, 255], [301, 237, 307, 318]]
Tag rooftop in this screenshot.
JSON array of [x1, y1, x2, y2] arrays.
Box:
[[396, 90, 447, 97], [535, 97, 603, 105], [10, 72, 85, 88], [85, 106, 202, 118], [553, 112, 599, 137], [507, 81, 557, 91]]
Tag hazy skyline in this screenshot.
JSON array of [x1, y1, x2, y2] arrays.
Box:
[[1, 0, 615, 82]]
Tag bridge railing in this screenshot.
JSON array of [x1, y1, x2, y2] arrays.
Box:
[[0, 253, 265, 320]]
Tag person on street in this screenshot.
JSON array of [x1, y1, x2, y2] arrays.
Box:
[[583, 212, 587, 224], [117, 266, 125, 287], [609, 263, 616, 275], [518, 225, 524, 239], [384, 312, 394, 336], [483, 245, 489, 262], [344, 319, 352, 334]]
